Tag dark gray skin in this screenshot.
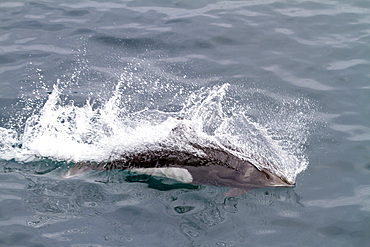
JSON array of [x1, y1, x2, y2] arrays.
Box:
[[65, 142, 294, 196]]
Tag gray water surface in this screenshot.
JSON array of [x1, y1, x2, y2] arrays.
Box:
[[1, 1, 370, 246]]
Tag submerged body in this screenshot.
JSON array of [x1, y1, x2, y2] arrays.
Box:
[[65, 142, 294, 196]]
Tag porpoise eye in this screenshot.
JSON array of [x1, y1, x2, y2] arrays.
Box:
[[262, 171, 270, 180]]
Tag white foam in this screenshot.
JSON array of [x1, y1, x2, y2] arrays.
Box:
[[0, 77, 315, 183]]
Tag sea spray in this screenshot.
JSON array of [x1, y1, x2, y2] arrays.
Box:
[[0, 67, 315, 183]]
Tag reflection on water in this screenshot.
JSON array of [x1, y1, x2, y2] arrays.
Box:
[[2, 164, 301, 246], [0, 158, 304, 246]]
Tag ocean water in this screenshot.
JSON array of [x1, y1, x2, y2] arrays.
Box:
[[0, 0, 369, 246]]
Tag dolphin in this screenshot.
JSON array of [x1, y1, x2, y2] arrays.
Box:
[[64, 140, 294, 197]]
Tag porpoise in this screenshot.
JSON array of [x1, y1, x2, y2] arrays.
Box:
[[65, 139, 295, 197]]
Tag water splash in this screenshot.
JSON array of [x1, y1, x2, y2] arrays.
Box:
[[0, 65, 315, 183]]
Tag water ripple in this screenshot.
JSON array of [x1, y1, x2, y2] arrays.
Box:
[[331, 123, 370, 141], [0, 45, 75, 55], [305, 185, 370, 211], [0, 2, 24, 8], [264, 65, 332, 91], [327, 59, 369, 70], [278, 3, 367, 17]]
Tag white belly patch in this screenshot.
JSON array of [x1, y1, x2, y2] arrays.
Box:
[[130, 167, 193, 183]]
